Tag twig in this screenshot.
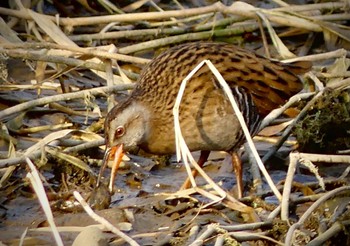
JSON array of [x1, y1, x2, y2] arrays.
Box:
[[214, 235, 225, 246], [281, 152, 299, 221], [292, 193, 324, 204], [307, 220, 350, 246], [0, 149, 41, 168], [0, 84, 134, 121], [283, 48, 348, 63], [26, 157, 64, 246], [0, 47, 106, 71], [0, 139, 104, 168], [0, 42, 150, 64], [271, 0, 289, 7], [73, 191, 140, 246], [63, 139, 105, 153], [315, 13, 350, 22], [339, 166, 350, 179], [46, 146, 94, 174], [0, 2, 345, 27], [118, 31, 214, 54], [327, 77, 350, 90], [221, 221, 272, 231], [186, 225, 200, 245], [267, 205, 281, 220], [19, 228, 28, 246], [272, 2, 344, 12], [48, 103, 99, 118], [260, 92, 315, 130], [189, 223, 218, 246], [69, 15, 245, 42], [245, 142, 263, 195], [285, 186, 350, 246], [229, 231, 283, 245], [2, 130, 79, 169], [0, 3, 221, 26], [262, 90, 324, 163], [148, 13, 214, 27]]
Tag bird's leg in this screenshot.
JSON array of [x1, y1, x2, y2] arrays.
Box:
[[232, 151, 243, 199], [180, 150, 210, 190]]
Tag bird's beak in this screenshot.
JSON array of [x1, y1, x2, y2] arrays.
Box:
[[97, 144, 124, 193]]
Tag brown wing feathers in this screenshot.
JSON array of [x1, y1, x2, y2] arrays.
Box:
[[137, 42, 311, 116]]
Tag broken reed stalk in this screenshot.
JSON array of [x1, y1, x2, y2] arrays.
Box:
[[26, 157, 64, 246], [0, 84, 134, 121], [0, 2, 345, 28], [73, 191, 140, 246]]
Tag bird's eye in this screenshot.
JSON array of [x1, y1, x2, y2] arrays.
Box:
[[115, 126, 125, 138]]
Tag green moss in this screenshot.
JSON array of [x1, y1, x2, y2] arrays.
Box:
[[295, 89, 350, 153]]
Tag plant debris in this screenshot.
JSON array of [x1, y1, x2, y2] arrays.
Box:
[[1, 0, 350, 245]]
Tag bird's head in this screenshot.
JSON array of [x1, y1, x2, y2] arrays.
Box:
[[97, 100, 150, 190], [104, 100, 151, 152], [108, 101, 150, 149]]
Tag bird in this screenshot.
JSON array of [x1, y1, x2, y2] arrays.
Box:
[[100, 42, 311, 198]]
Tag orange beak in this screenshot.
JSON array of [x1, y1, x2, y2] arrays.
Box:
[[97, 144, 124, 193]]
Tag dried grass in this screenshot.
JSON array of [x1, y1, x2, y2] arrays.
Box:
[[1, 0, 350, 245]]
